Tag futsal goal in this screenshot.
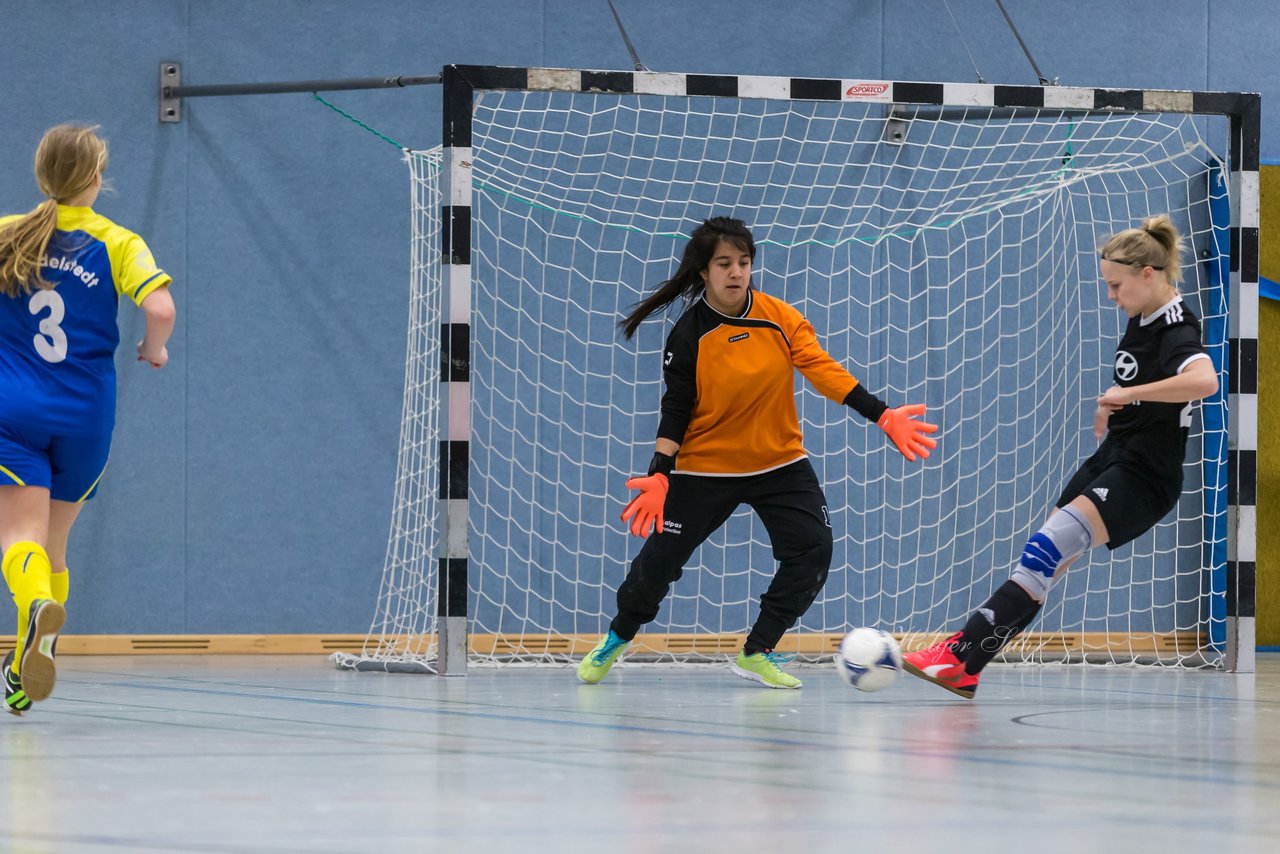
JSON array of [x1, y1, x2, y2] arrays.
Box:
[[333, 66, 1259, 676]]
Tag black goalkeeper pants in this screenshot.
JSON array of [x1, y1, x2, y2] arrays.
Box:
[[609, 458, 833, 652]]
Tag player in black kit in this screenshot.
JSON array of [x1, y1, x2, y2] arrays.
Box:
[[904, 214, 1219, 698]]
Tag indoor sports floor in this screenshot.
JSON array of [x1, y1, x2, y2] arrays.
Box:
[[1, 653, 1277, 853]]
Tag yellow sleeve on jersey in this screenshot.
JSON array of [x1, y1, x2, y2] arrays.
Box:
[[45, 207, 172, 305], [108, 230, 171, 305]]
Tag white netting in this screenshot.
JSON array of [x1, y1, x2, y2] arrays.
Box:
[[333, 148, 443, 673], [350, 90, 1235, 671]]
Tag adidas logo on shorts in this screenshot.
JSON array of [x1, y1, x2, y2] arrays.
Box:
[[1092, 487, 1109, 502]]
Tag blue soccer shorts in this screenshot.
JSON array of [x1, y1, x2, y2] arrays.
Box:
[[0, 421, 112, 502]]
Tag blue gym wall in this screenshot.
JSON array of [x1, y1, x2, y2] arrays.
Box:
[[0, 0, 1276, 634]]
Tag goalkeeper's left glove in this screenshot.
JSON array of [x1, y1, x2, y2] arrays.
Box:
[[844, 385, 939, 462], [876, 404, 938, 462]]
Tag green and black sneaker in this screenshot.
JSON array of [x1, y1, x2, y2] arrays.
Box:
[[3, 650, 31, 716]]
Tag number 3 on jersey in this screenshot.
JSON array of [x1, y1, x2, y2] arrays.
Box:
[[29, 289, 68, 363]]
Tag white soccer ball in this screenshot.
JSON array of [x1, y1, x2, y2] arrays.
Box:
[[834, 627, 903, 693]]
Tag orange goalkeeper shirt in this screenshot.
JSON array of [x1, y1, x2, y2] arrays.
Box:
[[656, 288, 861, 475]]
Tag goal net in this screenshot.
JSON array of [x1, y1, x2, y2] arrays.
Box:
[[341, 71, 1254, 673], [333, 148, 445, 674]]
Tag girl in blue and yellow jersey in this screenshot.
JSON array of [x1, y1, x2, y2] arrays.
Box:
[[576, 216, 939, 688], [0, 125, 176, 714]]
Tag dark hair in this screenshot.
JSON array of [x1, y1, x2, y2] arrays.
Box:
[[619, 216, 756, 339]]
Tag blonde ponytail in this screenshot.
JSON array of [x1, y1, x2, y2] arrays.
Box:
[[1138, 214, 1184, 286], [0, 124, 108, 297], [0, 200, 59, 295]]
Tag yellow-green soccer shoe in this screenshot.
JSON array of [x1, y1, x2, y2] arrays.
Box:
[[3, 650, 31, 716], [576, 630, 630, 684], [731, 649, 802, 689]]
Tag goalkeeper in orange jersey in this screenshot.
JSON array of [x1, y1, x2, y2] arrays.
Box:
[[576, 216, 938, 688]]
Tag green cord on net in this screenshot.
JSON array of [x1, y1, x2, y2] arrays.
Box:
[[313, 93, 407, 151]]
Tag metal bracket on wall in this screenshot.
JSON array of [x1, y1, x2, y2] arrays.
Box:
[[160, 62, 182, 123]]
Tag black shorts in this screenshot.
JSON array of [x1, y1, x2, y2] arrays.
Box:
[[1054, 441, 1180, 550]]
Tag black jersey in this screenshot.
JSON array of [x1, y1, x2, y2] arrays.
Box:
[[1104, 296, 1210, 478]]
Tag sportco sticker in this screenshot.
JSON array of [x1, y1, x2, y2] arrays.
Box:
[[842, 81, 892, 102]]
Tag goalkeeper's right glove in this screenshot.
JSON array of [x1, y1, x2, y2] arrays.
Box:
[[620, 452, 674, 538]]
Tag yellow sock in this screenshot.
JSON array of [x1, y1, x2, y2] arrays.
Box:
[[3, 542, 54, 676], [51, 567, 69, 607], [2, 542, 53, 610]]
